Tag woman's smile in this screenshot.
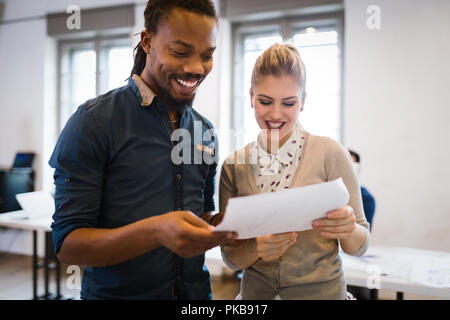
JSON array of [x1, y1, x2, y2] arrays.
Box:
[[265, 121, 286, 130]]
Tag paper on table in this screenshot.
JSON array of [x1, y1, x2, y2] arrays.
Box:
[[411, 258, 450, 288], [214, 178, 349, 239]]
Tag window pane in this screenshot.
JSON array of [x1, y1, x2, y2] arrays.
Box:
[[107, 46, 133, 91], [292, 29, 341, 141], [241, 34, 282, 145], [59, 44, 133, 130], [71, 50, 96, 109], [60, 49, 96, 127]]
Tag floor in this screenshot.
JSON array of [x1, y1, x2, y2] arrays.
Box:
[[0, 252, 444, 300], [0, 253, 240, 300]]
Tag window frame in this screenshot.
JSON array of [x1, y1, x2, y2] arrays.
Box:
[[231, 11, 345, 144], [56, 34, 132, 132]]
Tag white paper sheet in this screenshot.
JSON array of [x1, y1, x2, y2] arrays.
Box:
[[411, 258, 450, 288], [214, 178, 349, 239]]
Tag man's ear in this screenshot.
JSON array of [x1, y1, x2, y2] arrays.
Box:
[[141, 30, 152, 54]]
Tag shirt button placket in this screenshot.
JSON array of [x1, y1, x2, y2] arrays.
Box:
[[174, 167, 183, 212]]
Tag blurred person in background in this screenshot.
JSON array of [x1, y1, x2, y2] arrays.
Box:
[[347, 149, 376, 300], [348, 150, 376, 231]]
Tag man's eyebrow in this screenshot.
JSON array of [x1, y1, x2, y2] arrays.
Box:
[[172, 40, 193, 49], [172, 40, 216, 52]]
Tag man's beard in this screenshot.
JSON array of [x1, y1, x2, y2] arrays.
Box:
[[150, 75, 195, 112]]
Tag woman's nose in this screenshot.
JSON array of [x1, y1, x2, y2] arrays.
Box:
[[268, 104, 283, 120]]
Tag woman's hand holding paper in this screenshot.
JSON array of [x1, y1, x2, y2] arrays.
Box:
[[312, 205, 356, 240], [255, 232, 297, 262]]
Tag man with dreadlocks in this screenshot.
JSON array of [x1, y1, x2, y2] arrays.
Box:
[[49, 0, 236, 300]]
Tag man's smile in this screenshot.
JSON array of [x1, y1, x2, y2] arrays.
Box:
[[172, 75, 202, 95]]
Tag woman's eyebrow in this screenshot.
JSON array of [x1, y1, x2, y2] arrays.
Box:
[[282, 96, 299, 100], [257, 94, 273, 99]]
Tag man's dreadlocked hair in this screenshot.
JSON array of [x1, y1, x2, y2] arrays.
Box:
[[130, 0, 218, 77]]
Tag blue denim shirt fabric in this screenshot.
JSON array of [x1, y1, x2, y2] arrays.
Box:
[[49, 77, 218, 299]]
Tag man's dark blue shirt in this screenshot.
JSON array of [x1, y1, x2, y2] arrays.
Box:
[[49, 77, 218, 299]]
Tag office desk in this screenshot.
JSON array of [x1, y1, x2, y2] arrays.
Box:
[[0, 210, 61, 300], [341, 245, 450, 300], [205, 245, 450, 300]]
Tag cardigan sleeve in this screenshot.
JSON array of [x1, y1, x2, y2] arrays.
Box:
[[219, 161, 237, 214], [323, 138, 371, 257], [219, 158, 247, 271]]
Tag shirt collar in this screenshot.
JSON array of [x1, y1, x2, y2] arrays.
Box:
[[257, 122, 304, 166], [131, 74, 156, 107]]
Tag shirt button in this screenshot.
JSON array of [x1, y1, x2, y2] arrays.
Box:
[[64, 177, 71, 183], [176, 174, 182, 180]]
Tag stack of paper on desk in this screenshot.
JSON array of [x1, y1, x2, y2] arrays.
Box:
[[214, 178, 349, 239], [411, 258, 450, 288]]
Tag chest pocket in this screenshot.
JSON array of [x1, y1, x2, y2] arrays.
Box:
[[192, 143, 216, 181]]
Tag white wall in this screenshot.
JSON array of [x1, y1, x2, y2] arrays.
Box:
[[0, 18, 45, 188], [344, 0, 450, 251], [0, 9, 47, 255]]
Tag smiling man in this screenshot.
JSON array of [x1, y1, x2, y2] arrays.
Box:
[[49, 0, 236, 300]]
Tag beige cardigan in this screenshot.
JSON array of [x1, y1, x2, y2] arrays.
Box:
[[219, 131, 370, 300]]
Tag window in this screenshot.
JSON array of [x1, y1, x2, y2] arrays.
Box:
[[240, 32, 283, 144], [233, 13, 344, 147], [58, 36, 133, 130]]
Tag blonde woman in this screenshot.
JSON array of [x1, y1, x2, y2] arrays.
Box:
[[218, 44, 370, 300]]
